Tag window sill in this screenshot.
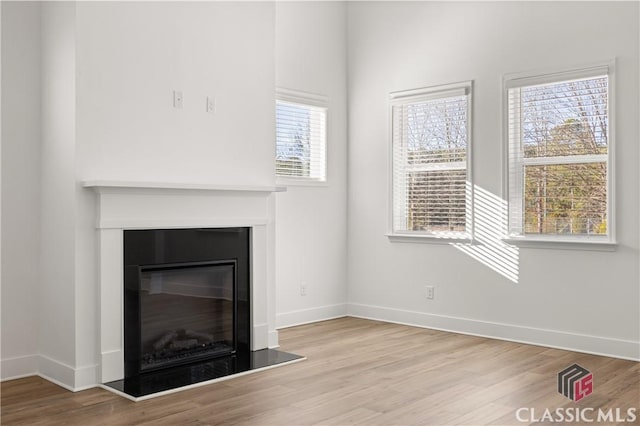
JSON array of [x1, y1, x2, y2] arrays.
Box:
[[386, 233, 472, 245], [502, 238, 617, 252], [275, 177, 328, 188]]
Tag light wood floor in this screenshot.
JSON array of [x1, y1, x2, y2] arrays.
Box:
[[1, 317, 638, 425]]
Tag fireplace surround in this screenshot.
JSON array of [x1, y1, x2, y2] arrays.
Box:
[[85, 181, 303, 399]]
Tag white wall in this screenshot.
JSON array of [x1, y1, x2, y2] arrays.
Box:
[[347, 2, 640, 359], [1, 1, 41, 379], [274, 2, 349, 327], [2, 1, 278, 390], [39, 1, 78, 386], [75, 2, 275, 186], [72, 1, 277, 388]]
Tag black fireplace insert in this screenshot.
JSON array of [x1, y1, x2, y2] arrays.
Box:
[[123, 228, 251, 379]]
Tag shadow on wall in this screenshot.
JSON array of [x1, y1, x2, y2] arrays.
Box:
[[453, 184, 520, 283]]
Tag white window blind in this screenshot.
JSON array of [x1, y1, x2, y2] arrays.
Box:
[[506, 68, 611, 240], [275, 92, 327, 182], [391, 82, 472, 237]]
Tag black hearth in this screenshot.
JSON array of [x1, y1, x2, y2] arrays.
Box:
[[123, 228, 251, 379]]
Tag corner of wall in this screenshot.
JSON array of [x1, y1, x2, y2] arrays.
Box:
[[39, 0, 78, 380], [1, 355, 38, 382], [37, 355, 97, 392]]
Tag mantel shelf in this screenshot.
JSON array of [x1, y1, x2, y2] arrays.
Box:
[[82, 180, 287, 193]]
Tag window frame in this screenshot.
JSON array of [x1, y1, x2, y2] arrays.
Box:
[[502, 62, 616, 249], [387, 81, 474, 243], [275, 88, 328, 186]]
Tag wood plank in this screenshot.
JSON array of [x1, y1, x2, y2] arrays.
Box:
[[1, 318, 638, 425]]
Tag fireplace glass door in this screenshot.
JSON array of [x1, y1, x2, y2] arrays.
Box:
[[139, 261, 236, 372]]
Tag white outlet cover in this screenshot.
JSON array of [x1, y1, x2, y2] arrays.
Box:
[[173, 91, 183, 109], [207, 96, 216, 113]]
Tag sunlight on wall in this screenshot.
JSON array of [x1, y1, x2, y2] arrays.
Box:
[[453, 184, 520, 283]]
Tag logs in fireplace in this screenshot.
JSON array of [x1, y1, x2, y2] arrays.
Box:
[[142, 328, 234, 370]]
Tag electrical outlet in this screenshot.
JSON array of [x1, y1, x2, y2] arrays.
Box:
[[173, 90, 183, 109], [206, 96, 216, 113], [300, 283, 308, 296], [425, 286, 435, 300]]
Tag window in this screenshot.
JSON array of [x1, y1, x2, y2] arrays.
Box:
[[505, 65, 613, 243], [390, 82, 472, 239], [275, 89, 327, 182]]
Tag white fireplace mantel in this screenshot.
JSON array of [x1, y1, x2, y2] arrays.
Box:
[[83, 180, 286, 194], [85, 180, 282, 383]]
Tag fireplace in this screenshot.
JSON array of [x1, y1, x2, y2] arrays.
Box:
[[123, 227, 251, 379], [86, 181, 303, 399]]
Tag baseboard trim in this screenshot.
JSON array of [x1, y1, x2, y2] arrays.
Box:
[[268, 329, 279, 349], [37, 355, 76, 391], [1, 354, 38, 381], [74, 364, 99, 391], [5, 304, 636, 392], [347, 303, 640, 362], [37, 355, 99, 391], [276, 303, 348, 329]]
